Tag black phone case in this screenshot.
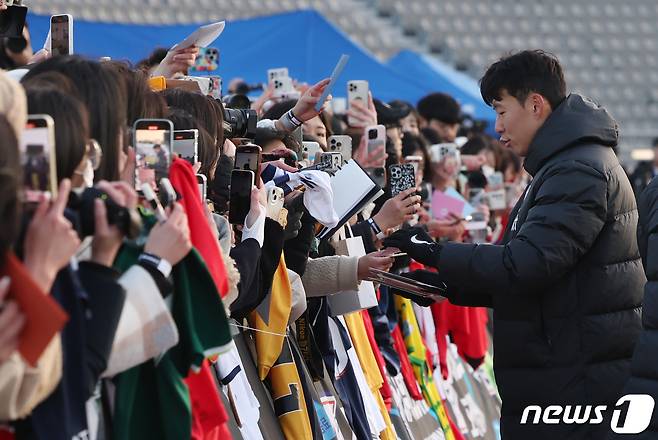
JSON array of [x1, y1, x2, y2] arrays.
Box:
[[389, 163, 416, 197]]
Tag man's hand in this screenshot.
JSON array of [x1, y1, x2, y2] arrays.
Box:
[[151, 46, 199, 79], [383, 226, 442, 267]]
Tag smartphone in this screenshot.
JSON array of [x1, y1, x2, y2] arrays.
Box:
[[302, 141, 322, 164], [272, 76, 294, 97], [430, 143, 459, 163], [388, 163, 416, 197], [234, 144, 262, 186], [267, 67, 289, 84], [208, 76, 222, 100], [347, 80, 369, 126], [366, 167, 386, 188], [229, 170, 254, 225], [319, 152, 342, 173], [194, 47, 219, 71], [50, 14, 73, 56], [328, 135, 352, 163], [173, 129, 199, 165], [20, 115, 57, 203], [266, 187, 285, 220], [133, 119, 174, 190], [0, 4, 27, 38], [196, 174, 207, 201], [366, 125, 386, 165]]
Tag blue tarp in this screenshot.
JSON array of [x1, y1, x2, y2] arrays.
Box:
[[387, 50, 494, 122], [26, 9, 494, 125]]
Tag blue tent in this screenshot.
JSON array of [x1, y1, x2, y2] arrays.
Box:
[[26, 10, 429, 102], [26, 10, 494, 124], [387, 50, 494, 123]]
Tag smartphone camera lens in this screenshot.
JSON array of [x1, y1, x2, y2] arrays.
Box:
[[368, 129, 378, 140]]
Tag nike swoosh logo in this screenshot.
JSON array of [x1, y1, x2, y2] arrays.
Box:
[[410, 234, 432, 245]]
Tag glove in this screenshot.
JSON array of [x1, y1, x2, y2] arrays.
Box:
[[388, 271, 445, 307], [383, 226, 442, 267]]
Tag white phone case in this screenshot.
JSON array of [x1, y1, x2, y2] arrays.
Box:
[[302, 141, 322, 163], [266, 187, 285, 220], [268, 68, 289, 84], [347, 80, 369, 126], [328, 135, 353, 163], [272, 76, 294, 97]]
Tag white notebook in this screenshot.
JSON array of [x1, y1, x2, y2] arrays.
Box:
[[318, 160, 383, 239]]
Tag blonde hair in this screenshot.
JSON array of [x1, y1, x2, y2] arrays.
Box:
[[0, 70, 27, 140]]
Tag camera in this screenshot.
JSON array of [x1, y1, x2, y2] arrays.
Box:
[[223, 107, 258, 139], [68, 187, 142, 240], [368, 128, 379, 140]]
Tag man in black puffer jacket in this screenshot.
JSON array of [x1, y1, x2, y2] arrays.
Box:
[[385, 50, 645, 439], [617, 177, 658, 439]]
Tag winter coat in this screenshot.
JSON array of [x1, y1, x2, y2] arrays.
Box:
[[618, 175, 658, 439], [438, 94, 645, 440]]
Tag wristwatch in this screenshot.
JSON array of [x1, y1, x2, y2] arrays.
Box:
[[138, 253, 172, 278]]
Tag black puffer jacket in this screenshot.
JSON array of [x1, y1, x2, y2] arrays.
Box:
[[618, 177, 658, 439], [438, 95, 645, 439]]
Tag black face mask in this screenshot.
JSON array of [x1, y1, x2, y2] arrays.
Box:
[[4, 36, 27, 53]]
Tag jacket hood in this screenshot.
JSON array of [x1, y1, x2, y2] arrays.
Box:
[[524, 94, 618, 176]]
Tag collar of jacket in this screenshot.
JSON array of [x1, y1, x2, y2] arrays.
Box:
[[523, 93, 619, 176]]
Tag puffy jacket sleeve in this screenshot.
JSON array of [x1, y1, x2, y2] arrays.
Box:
[[438, 161, 608, 296]]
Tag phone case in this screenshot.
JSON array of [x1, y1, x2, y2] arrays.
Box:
[[272, 76, 294, 97], [302, 141, 322, 163], [328, 135, 352, 163], [268, 67, 289, 84], [208, 76, 222, 99], [366, 125, 386, 165], [347, 80, 369, 126], [266, 187, 285, 220], [229, 170, 254, 225], [194, 47, 219, 71], [389, 163, 416, 197], [320, 152, 342, 173]]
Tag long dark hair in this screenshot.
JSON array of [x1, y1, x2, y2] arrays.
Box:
[[0, 115, 21, 264], [24, 83, 90, 181], [23, 56, 128, 182]]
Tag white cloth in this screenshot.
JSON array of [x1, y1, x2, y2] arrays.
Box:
[[214, 341, 263, 440], [242, 204, 266, 247], [103, 265, 179, 377], [264, 168, 339, 228]]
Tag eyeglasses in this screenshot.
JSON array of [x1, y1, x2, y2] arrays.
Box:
[[86, 139, 102, 170]]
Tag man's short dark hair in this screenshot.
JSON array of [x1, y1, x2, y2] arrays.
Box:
[[480, 50, 567, 110], [417, 92, 462, 125]]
